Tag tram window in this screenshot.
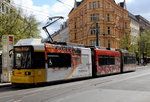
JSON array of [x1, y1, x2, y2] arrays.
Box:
[[124, 56, 136, 64], [98, 55, 115, 66], [33, 52, 45, 68], [14, 52, 31, 69], [108, 56, 115, 65], [47, 53, 71, 68], [98, 55, 106, 65]]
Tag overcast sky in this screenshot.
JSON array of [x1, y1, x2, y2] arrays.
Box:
[[13, 0, 150, 38]]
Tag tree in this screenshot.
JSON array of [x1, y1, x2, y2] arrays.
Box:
[[119, 31, 131, 51], [137, 30, 150, 57], [0, 9, 41, 49]]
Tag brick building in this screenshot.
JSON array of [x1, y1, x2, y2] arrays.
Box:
[[68, 0, 130, 49]]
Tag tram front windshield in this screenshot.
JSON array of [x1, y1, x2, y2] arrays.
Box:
[[14, 47, 32, 69]]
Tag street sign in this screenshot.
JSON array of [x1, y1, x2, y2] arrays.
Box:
[[1, 35, 14, 82]]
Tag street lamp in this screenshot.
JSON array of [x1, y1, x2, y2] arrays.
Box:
[[96, 23, 99, 46], [95, 18, 105, 47]]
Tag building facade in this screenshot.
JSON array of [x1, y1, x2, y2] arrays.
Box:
[[135, 15, 150, 34], [52, 21, 69, 42], [68, 0, 130, 49], [0, 0, 13, 14], [128, 12, 140, 45]]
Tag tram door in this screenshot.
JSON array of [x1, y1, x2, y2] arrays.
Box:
[[80, 54, 91, 75]]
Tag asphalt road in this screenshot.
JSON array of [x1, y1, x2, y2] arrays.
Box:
[[0, 65, 150, 102]]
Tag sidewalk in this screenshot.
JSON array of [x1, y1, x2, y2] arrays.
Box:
[[0, 83, 11, 88]]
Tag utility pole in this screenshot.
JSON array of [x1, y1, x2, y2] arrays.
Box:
[[96, 23, 100, 46]]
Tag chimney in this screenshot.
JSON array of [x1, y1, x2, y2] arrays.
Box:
[[74, 0, 77, 8], [124, 0, 127, 9], [118, 0, 127, 10]]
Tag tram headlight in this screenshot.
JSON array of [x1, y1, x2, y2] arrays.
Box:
[[25, 72, 31, 75]]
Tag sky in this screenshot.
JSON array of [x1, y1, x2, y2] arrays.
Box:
[[12, 0, 150, 38]]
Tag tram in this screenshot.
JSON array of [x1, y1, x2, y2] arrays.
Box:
[[11, 39, 92, 84], [120, 51, 136, 72], [11, 39, 136, 85], [92, 48, 121, 76]]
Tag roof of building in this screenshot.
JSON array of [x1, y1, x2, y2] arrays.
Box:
[[69, 0, 116, 14], [135, 15, 150, 25], [128, 12, 139, 22]]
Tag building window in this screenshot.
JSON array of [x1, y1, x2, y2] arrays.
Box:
[[6, 6, 9, 14], [90, 27, 96, 35], [108, 27, 110, 34], [10, 9, 13, 13], [75, 33, 77, 40], [91, 26, 100, 35], [108, 3, 111, 8], [92, 2, 96, 9], [125, 22, 128, 29], [84, 5, 87, 14], [98, 0, 100, 8], [107, 14, 110, 21], [90, 40, 96, 46], [89, 2, 91, 9], [90, 14, 99, 21], [2, 3, 5, 12], [74, 22, 76, 29], [108, 40, 111, 48]]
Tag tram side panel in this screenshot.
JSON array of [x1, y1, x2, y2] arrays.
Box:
[[45, 44, 92, 82], [122, 52, 136, 72], [94, 49, 121, 76]]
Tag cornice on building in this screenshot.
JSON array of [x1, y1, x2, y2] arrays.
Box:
[[135, 15, 150, 26], [128, 12, 139, 23], [69, 0, 127, 16]]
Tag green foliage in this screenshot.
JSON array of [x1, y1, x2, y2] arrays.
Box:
[[119, 30, 150, 57], [0, 9, 41, 49], [137, 30, 150, 57], [119, 31, 131, 51]]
